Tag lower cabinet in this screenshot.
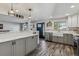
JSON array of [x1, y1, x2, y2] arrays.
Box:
[[13, 39, 26, 56], [45, 32, 49, 41], [63, 34, 74, 45], [45, 32, 53, 41], [53, 36, 58, 42], [0, 41, 12, 56], [0, 35, 38, 56], [57, 36, 63, 43], [25, 36, 38, 55], [49, 33, 53, 41]]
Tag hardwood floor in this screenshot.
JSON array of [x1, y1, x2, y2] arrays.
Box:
[[27, 39, 77, 56]]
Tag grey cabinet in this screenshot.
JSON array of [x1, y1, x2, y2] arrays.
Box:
[[63, 34, 68, 44], [45, 32, 53, 41], [13, 39, 26, 56], [0, 41, 12, 56], [0, 38, 27, 56], [49, 33, 53, 41], [45, 32, 49, 40], [33, 36, 38, 49], [63, 34, 74, 45], [53, 36, 58, 42], [25, 36, 38, 55], [58, 36, 63, 43], [26, 37, 33, 54], [0, 35, 38, 56]]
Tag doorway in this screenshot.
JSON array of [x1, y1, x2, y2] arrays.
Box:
[[37, 22, 45, 38]]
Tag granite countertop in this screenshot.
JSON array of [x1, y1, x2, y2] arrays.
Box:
[[0, 31, 38, 43]]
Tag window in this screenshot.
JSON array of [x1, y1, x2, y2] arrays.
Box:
[[54, 21, 67, 30]]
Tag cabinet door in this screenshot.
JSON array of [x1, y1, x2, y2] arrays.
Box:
[[63, 35, 68, 44], [58, 36, 63, 43], [13, 39, 26, 56], [67, 35, 74, 45], [25, 37, 32, 54], [53, 36, 58, 42], [45, 32, 49, 40], [77, 14, 79, 27], [49, 33, 53, 41], [32, 36, 38, 49], [67, 16, 72, 27], [26, 36, 38, 55], [71, 15, 78, 27], [0, 41, 12, 56]]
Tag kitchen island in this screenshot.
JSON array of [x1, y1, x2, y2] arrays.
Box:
[[45, 30, 79, 45], [0, 31, 39, 56]]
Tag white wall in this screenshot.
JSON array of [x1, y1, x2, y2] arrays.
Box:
[[0, 21, 20, 32]]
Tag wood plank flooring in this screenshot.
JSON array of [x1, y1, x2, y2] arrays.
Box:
[[27, 39, 77, 56]]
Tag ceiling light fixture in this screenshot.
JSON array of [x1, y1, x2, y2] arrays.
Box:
[[70, 5, 75, 8], [28, 16, 31, 19], [49, 16, 53, 18], [8, 4, 24, 19], [65, 13, 70, 16], [15, 9, 19, 12], [28, 8, 32, 19], [8, 3, 15, 15]]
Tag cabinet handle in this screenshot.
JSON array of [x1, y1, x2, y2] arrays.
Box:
[[32, 36, 34, 39], [12, 41, 16, 45], [14, 41, 16, 44]]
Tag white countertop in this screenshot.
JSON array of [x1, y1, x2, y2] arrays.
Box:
[[0, 31, 38, 43], [45, 30, 79, 36]]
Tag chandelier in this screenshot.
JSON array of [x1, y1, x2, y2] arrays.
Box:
[[8, 3, 24, 19]]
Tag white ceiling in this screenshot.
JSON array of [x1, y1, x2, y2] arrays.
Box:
[[54, 3, 79, 18], [0, 3, 79, 23]]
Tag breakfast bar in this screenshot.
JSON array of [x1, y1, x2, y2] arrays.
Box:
[[0, 31, 39, 56]]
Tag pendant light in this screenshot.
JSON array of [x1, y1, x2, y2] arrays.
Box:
[[8, 3, 15, 15], [28, 8, 32, 19]]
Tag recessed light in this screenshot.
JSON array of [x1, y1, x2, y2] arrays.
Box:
[[28, 16, 31, 18], [65, 13, 70, 16], [49, 16, 53, 18], [10, 10, 14, 13], [70, 5, 75, 8], [15, 9, 19, 12]]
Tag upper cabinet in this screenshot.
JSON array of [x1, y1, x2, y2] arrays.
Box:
[[67, 14, 78, 27], [71, 15, 78, 27], [77, 14, 79, 27], [67, 16, 72, 27]]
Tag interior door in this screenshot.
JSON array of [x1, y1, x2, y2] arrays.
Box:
[[37, 23, 44, 38]]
